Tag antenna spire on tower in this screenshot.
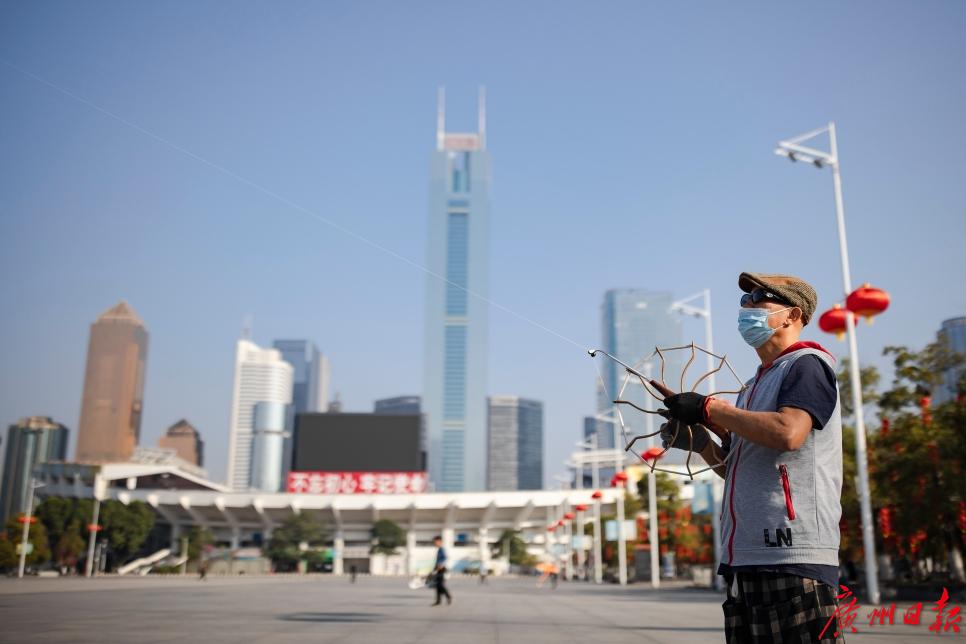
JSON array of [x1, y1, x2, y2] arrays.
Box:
[[478, 85, 486, 149], [436, 86, 445, 151]]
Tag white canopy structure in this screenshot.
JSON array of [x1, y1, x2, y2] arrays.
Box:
[[35, 462, 620, 577]]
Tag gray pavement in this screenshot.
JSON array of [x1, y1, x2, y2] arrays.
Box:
[[0, 575, 957, 643]]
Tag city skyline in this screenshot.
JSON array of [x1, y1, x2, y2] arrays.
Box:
[[2, 3, 964, 487]]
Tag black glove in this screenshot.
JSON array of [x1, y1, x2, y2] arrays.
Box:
[[662, 392, 708, 425], [660, 420, 710, 453]]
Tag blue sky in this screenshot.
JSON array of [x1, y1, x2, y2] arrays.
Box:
[[1, 1, 964, 486]]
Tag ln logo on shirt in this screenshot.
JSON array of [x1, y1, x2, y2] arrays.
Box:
[[764, 528, 793, 547]]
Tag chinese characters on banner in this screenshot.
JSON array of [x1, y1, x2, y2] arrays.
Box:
[[287, 471, 428, 495]]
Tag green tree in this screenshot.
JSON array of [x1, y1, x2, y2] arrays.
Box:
[[835, 358, 881, 559], [53, 520, 85, 570], [35, 496, 77, 552], [3, 516, 51, 569], [0, 536, 15, 570], [186, 526, 215, 562], [492, 529, 535, 567], [262, 513, 329, 569], [99, 501, 156, 562], [870, 342, 965, 582], [370, 519, 406, 555]]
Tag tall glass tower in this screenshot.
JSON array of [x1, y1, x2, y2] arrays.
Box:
[[424, 88, 490, 492], [598, 289, 683, 452], [273, 340, 329, 482]]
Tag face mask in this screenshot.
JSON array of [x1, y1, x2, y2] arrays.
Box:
[[738, 306, 791, 348]]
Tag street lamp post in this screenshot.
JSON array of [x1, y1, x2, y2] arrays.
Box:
[[86, 475, 105, 578], [591, 430, 603, 584], [18, 478, 45, 579], [776, 122, 880, 605], [671, 289, 724, 591]]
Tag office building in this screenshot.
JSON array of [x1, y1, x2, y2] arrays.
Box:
[[374, 396, 421, 416], [423, 88, 491, 491], [226, 339, 293, 490], [157, 419, 204, 467], [0, 416, 68, 522], [75, 301, 148, 463], [937, 317, 966, 403], [250, 402, 286, 492], [273, 340, 330, 482], [598, 289, 683, 452], [486, 396, 543, 491]]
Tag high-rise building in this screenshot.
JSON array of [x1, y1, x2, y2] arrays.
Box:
[[486, 396, 543, 491], [249, 402, 286, 492], [374, 396, 421, 416], [226, 339, 293, 490], [272, 340, 330, 413], [1, 417, 68, 522], [273, 340, 329, 481], [936, 317, 966, 404], [423, 88, 491, 492], [598, 289, 683, 451], [76, 301, 149, 463], [157, 419, 204, 467]]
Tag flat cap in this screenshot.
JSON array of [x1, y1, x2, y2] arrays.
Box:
[[738, 272, 818, 325]]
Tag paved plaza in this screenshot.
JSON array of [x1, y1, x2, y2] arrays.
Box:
[[0, 575, 954, 643]]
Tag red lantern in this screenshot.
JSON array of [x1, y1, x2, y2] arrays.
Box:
[[87, 524, 103, 532], [563, 512, 576, 520], [16, 515, 37, 524], [818, 304, 854, 341], [547, 525, 556, 532], [846, 283, 889, 324], [591, 490, 603, 500], [574, 504, 588, 512], [556, 519, 565, 527], [642, 446, 664, 462]]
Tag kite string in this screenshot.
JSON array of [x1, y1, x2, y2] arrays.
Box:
[[2, 59, 587, 352]]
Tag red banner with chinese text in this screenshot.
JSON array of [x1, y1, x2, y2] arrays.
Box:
[[287, 471, 428, 495]]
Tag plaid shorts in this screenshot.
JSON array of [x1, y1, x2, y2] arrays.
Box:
[[722, 571, 844, 643]]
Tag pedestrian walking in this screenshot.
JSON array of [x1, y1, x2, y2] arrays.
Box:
[[430, 535, 451, 606]]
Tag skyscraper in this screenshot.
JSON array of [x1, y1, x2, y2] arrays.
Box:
[[1, 417, 68, 522], [157, 419, 204, 467], [374, 396, 421, 416], [486, 396, 543, 491], [226, 339, 293, 490], [272, 340, 329, 481], [249, 402, 286, 492], [272, 340, 330, 414], [423, 88, 490, 492], [936, 317, 966, 404], [598, 290, 683, 451], [76, 301, 148, 463]]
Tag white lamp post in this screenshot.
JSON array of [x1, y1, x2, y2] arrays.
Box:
[[670, 289, 724, 591], [775, 123, 880, 605], [17, 478, 45, 579]]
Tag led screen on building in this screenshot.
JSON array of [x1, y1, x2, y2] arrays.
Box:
[[292, 413, 424, 472]]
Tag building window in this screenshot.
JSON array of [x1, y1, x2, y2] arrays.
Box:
[[443, 325, 467, 420], [445, 212, 469, 316], [449, 151, 471, 193]]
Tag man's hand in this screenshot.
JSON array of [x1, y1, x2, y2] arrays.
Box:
[[662, 392, 708, 425], [660, 420, 710, 453]]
